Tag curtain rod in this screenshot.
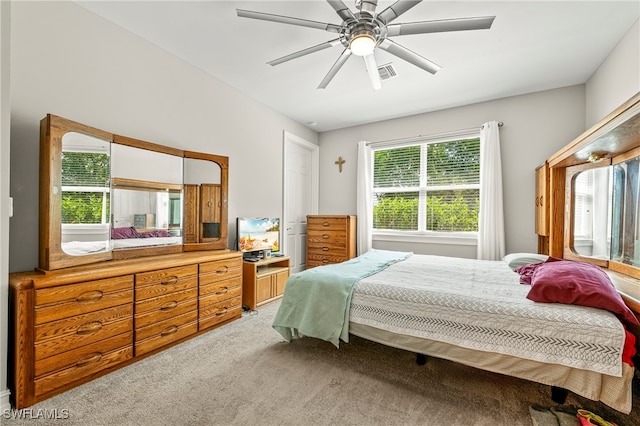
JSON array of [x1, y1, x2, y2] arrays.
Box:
[[367, 121, 504, 147], [482, 122, 504, 129]]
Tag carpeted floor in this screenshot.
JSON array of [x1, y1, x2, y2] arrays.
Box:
[[4, 301, 639, 425]]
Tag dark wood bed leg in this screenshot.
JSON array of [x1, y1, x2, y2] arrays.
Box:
[[551, 386, 568, 404], [416, 353, 427, 365]]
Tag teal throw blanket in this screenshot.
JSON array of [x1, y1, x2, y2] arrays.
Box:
[[272, 249, 412, 347]]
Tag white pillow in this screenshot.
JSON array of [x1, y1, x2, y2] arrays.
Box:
[[502, 252, 549, 270]]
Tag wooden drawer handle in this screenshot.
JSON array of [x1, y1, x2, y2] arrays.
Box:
[[76, 353, 102, 367], [160, 301, 178, 311], [160, 325, 179, 336], [322, 247, 329, 251], [322, 234, 330, 239], [322, 259, 330, 264], [215, 308, 229, 316], [76, 290, 103, 303], [161, 276, 179, 285], [215, 287, 228, 295], [215, 266, 229, 274], [76, 321, 103, 335], [322, 222, 330, 226]]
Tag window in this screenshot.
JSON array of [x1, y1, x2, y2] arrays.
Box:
[[61, 151, 110, 225], [372, 136, 480, 235]]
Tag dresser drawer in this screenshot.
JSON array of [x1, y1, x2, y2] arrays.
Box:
[[135, 265, 198, 301], [34, 343, 133, 397], [306, 260, 327, 269], [135, 310, 197, 341], [307, 230, 349, 248], [135, 295, 197, 329], [307, 254, 349, 266], [199, 257, 242, 285], [35, 304, 133, 361], [307, 216, 349, 231], [200, 276, 242, 298], [135, 314, 198, 357], [200, 285, 242, 308], [35, 276, 133, 324], [136, 288, 198, 318], [199, 295, 242, 330], [306, 239, 348, 256], [35, 331, 132, 377]]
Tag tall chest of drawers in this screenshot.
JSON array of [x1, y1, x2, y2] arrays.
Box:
[[306, 215, 357, 269], [9, 250, 242, 409]]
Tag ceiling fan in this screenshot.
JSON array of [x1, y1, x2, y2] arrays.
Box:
[[236, 0, 495, 90]]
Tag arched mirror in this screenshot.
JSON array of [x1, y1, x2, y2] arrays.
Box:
[[567, 165, 612, 261], [40, 114, 230, 270], [182, 152, 228, 251], [40, 115, 114, 270], [566, 152, 640, 269]]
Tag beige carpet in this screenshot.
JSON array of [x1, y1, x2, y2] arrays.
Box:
[[4, 301, 639, 425]]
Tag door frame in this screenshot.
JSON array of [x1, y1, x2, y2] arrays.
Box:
[[282, 131, 319, 261]]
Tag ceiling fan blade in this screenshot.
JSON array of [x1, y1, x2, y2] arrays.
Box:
[[327, 0, 356, 22], [363, 54, 382, 91], [268, 39, 342, 66], [377, 0, 422, 25], [318, 49, 352, 89], [236, 9, 341, 33], [386, 16, 495, 37], [378, 39, 441, 74]]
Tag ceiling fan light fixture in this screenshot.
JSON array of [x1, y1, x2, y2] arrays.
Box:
[[350, 32, 376, 56]]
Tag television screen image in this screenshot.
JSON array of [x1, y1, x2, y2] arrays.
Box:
[[237, 217, 280, 254]]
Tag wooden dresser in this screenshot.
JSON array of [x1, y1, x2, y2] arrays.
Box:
[[9, 250, 242, 409], [306, 215, 357, 269]]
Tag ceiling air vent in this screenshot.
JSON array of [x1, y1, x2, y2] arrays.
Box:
[[378, 63, 398, 80]]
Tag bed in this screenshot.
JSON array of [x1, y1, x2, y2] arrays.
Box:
[[61, 226, 182, 255], [272, 249, 638, 414]]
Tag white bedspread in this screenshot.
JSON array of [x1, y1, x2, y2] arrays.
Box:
[[350, 254, 626, 377]]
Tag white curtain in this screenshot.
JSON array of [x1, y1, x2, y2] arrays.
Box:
[[357, 141, 373, 255], [477, 121, 505, 260]]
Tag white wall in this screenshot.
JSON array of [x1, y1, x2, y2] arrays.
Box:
[[586, 19, 640, 126], [1, 0, 11, 412], [9, 1, 317, 273], [318, 86, 586, 257]]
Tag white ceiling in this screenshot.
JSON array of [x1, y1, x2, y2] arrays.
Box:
[[76, 1, 639, 132]]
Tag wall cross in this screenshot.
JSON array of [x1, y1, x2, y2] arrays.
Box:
[[335, 156, 345, 173]]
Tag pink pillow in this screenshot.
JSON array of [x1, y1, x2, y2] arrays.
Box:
[[111, 226, 139, 239], [527, 259, 639, 326], [515, 257, 561, 284]]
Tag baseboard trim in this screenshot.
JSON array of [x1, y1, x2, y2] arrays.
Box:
[[0, 388, 11, 411]]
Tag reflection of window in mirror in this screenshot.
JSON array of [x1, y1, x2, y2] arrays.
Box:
[[571, 167, 612, 259], [612, 157, 640, 267], [61, 132, 111, 256]]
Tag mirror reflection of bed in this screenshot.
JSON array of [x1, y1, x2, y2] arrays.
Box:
[[110, 178, 183, 251]]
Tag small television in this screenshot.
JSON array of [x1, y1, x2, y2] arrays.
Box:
[[236, 217, 280, 257]]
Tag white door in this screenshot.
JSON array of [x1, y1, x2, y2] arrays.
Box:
[[283, 131, 318, 274]]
